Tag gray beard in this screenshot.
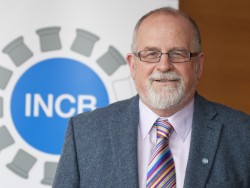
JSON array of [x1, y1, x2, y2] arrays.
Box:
[[144, 71, 185, 110]]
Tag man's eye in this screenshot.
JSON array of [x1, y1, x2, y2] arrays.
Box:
[[172, 52, 182, 56], [146, 51, 159, 57], [171, 51, 186, 57]]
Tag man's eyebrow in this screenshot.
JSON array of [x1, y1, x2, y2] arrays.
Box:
[[169, 47, 189, 51], [142, 46, 161, 51], [141, 46, 188, 51]]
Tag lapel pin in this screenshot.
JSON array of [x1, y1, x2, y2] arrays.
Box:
[[202, 158, 209, 165]]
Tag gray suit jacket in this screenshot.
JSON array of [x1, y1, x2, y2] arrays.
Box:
[[53, 94, 250, 188]]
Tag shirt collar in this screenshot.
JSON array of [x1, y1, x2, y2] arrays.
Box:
[[139, 98, 194, 142]]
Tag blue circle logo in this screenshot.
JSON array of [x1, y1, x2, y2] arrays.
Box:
[[11, 58, 109, 154]]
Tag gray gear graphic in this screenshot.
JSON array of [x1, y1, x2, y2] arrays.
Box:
[[0, 26, 134, 186]]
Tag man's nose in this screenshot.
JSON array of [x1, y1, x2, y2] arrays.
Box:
[[156, 53, 174, 72]]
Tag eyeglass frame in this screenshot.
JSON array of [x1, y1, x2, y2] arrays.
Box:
[[133, 49, 200, 63]]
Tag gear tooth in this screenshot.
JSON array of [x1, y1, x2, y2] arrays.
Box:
[[0, 97, 2, 117], [7, 149, 37, 179], [112, 76, 136, 101], [0, 126, 15, 151], [71, 29, 99, 57], [36, 27, 62, 52], [0, 66, 13, 90], [2, 37, 33, 66], [96, 45, 126, 75], [41, 161, 58, 185]]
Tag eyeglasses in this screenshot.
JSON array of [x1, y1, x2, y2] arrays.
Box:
[[134, 50, 200, 63]]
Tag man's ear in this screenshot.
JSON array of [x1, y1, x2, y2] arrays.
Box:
[[195, 52, 204, 80], [126, 53, 137, 79]]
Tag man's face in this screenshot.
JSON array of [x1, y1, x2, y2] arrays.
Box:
[[127, 13, 204, 115]]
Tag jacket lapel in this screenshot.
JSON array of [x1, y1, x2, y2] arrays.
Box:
[[108, 96, 140, 187], [184, 94, 223, 188]]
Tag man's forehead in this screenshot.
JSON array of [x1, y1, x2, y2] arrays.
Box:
[[139, 13, 192, 31]]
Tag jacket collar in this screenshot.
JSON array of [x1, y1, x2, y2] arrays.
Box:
[[184, 93, 222, 188]]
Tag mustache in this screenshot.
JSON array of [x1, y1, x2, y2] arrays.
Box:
[[149, 71, 182, 81]]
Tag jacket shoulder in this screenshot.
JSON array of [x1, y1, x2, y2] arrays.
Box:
[[196, 94, 250, 124], [72, 95, 139, 124]]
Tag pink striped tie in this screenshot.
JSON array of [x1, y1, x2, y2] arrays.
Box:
[[146, 117, 176, 188]]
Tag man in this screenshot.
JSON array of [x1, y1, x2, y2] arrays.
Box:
[[53, 7, 250, 188]]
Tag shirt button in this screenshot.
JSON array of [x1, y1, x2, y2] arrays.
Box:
[[202, 158, 209, 164], [150, 137, 155, 143]]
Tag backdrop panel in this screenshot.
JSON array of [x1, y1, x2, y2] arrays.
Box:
[[0, 0, 178, 188]]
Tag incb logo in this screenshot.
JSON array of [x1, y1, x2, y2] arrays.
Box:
[[11, 58, 109, 154], [0, 26, 135, 186]]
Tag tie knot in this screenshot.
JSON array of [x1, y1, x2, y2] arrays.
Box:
[[154, 117, 174, 139]]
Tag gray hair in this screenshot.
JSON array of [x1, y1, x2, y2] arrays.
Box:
[[131, 7, 202, 52]]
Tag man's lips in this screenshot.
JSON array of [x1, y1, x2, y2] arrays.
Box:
[[153, 78, 180, 82], [154, 79, 178, 82]]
